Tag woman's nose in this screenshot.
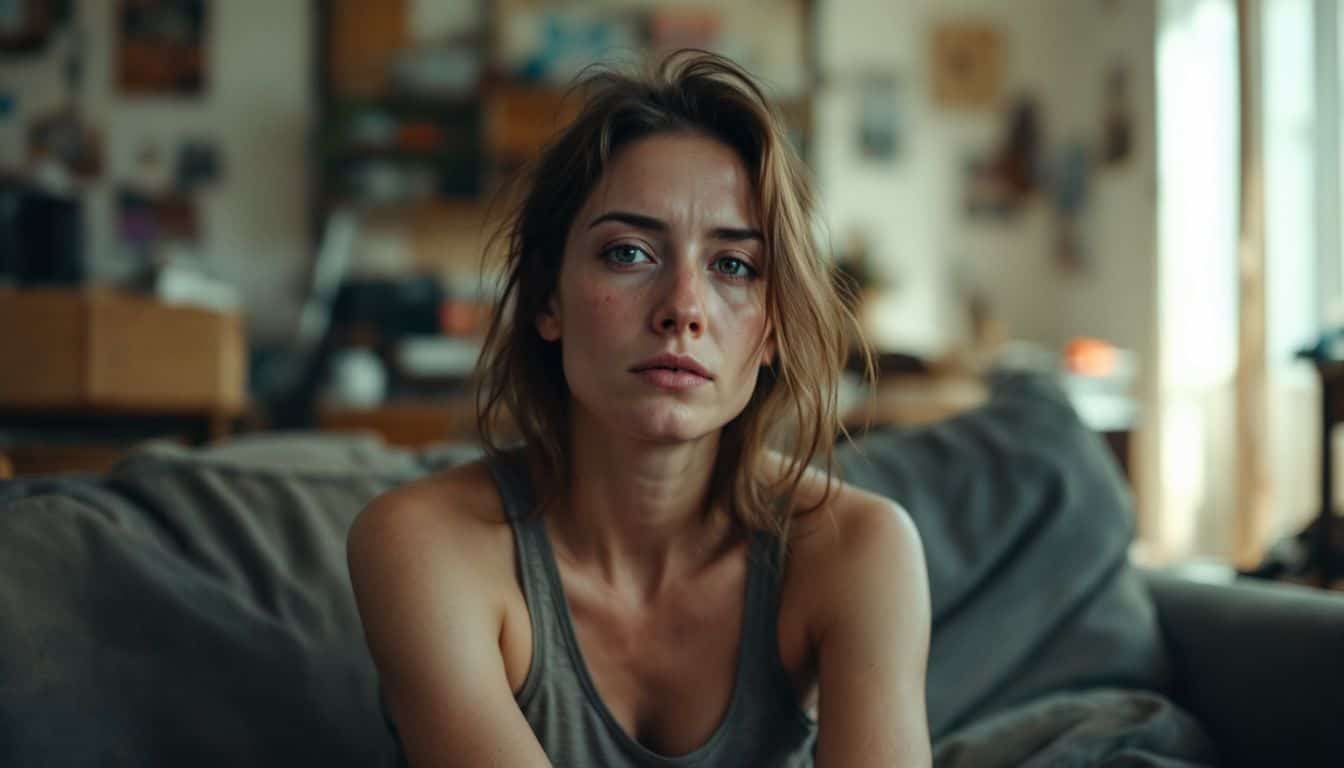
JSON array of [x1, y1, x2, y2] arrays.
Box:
[[652, 259, 705, 337]]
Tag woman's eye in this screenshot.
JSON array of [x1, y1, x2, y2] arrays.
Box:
[[713, 255, 758, 279], [602, 244, 652, 265]]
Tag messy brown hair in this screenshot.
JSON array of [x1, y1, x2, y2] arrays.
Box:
[[474, 50, 869, 543]]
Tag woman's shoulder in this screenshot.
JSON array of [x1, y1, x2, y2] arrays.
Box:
[[785, 475, 921, 580], [758, 450, 919, 556], [772, 455, 925, 635], [358, 457, 509, 533], [347, 458, 515, 600]]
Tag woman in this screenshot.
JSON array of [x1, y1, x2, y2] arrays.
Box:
[[348, 51, 931, 767]]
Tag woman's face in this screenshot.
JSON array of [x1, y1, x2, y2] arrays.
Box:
[[537, 132, 774, 444]]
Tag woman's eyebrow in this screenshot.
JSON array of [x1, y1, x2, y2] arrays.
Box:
[[588, 211, 763, 242], [589, 211, 666, 231], [713, 226, 763, 243]]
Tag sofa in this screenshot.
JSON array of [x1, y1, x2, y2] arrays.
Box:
[[1, 371, 1340, 767]]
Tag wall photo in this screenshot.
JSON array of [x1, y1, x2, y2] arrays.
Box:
[[117, 0, 208, 96], [931, 20, 1002, 110], [856, 73, 906, 163]]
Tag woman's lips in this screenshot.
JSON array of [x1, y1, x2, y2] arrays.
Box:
[[635, 367, 711, 390]]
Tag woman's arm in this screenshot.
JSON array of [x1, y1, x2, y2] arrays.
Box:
[[348, 487, 551, 768], [811, 495, 932, 768]]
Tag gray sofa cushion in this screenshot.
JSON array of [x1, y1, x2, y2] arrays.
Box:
[[0, 435, 474, 766], [836, 371, 1173, 739]]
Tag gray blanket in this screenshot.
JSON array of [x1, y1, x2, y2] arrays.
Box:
[[0, 374, 1215, 765], [934, 689, 1214, 767]]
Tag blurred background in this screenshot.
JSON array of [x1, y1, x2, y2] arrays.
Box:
[[0, 0, 1341, 577]]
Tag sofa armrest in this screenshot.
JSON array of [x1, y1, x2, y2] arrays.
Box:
[[1143, 570, 1344, 767]]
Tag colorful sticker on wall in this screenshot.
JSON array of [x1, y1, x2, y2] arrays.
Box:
[[115, 186, 201, 279]]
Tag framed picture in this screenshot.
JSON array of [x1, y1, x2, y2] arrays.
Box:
[[0, 0, 54, 53], [856, 74, 906, 163], [117, 0, 208, 96], [931, 21, 1002, 110]]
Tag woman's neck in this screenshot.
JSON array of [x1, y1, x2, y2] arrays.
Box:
[[547, 413, 739, 602]]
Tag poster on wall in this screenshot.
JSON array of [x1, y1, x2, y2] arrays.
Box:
[[931, 21, 1002, 110], [856, 74, 906, 163], [117, 0, 208, 96]]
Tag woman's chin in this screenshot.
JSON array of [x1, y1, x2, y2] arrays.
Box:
[[615, 404, 721, 445], [571, 392, 735, 446]]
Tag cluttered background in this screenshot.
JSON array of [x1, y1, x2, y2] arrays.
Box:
[[1, 0, 1340, 578]]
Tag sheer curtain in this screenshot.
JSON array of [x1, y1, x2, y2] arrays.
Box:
[[1153, 0, 1338, 564], [1152, 0, 1239, 561], [1262, 0, 1327, 561]]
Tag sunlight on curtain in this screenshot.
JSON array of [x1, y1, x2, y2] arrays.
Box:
[[1154, 0, 1239, 560], [1263, 0, 1323, 552]]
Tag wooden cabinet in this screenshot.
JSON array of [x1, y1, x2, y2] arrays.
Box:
[[0, 288, 245, 412], [0, 288, 247, 475]]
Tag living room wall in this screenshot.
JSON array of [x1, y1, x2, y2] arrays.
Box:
[[816, 0, 1162, 538], [2, 1, 1162, 355], [0, 0, 312, 342], [816, 0, 1157, 359]]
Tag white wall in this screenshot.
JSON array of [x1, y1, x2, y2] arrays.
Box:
[[0, 0, 312, 342], [813, 0, 962, 357], [3, 0, 1159, 355], [1049, 0, 1161, 548], [816, 0, 1162, 534], [815, 0, 1157, 357]]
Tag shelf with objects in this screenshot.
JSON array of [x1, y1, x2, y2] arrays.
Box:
[[292, 0, 819, 444]]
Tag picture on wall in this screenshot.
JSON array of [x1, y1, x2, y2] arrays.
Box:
[[0, 0, 55, 53], [117, 0, 208, 96], [931, 20, 1002, 110], [856, 74, 906, 163]]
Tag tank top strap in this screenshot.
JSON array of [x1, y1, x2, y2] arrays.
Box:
[[482, 447, 536, 523], [743, 526, 816, 728], [482, 447, 556, 707]]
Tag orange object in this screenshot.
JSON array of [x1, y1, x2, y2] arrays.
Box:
[[1065, 337, 1117, 377]]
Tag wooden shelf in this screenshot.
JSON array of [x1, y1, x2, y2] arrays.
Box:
[[310, 0, 820, 232], [318, 399, 478, 448]]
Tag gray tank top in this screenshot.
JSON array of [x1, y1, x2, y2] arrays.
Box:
[[485, 448, 817, 767]]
